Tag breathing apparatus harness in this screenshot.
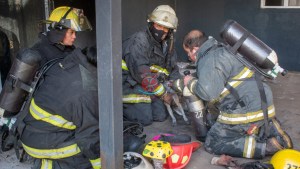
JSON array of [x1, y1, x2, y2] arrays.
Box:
[[227, 37, 270, 141], [10, 57, 63, 161]]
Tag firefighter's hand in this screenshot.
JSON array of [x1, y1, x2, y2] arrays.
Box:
[[184, 75, 193, 86], [162, 93, 173, 105]]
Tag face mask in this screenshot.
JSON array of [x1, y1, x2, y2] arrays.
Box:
[[150, 26, 166, 42]]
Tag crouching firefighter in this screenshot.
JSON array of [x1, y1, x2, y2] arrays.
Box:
[[174, 25, 293, 159]]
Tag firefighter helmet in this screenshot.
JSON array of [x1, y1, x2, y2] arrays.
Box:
[[270, 149, 300, 169], [46, 6, 92, 31], [147, 5, 178, 31], [123, 152, 154, 169], [163, 141, 201, 169]]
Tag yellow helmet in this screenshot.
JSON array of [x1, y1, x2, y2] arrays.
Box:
[[147, 5, 178, 31], [270, 149, 300, 169], [142, 140, 173, 160], [47, 6, 92, 31]]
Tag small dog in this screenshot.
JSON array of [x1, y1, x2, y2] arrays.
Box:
[[163, 81, 190, 126]]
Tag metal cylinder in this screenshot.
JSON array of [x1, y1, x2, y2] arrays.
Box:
[[0, 48, 41, 116], [220, 20, 277, 69], [185, 95, 207, 142]]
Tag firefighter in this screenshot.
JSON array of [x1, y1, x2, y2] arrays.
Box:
[[33, 6, 92, 67], [175, 30, 292, 158], [122, 5, 180, 126], [0, 6, 93, 153], [19, 46, 100, 169]]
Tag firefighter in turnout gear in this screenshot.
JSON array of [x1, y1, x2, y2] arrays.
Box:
[[34, 6, 92, 67], [0, 6, 92, 117], [20, 47, 100, 169], [176, 30, 293, 158], [122, 5, 180, 125]]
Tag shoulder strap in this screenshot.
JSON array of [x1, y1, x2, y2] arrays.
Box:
[[225, 84, 246, 110], [11, 57, 63, 161], [254, 73, 269, 140]]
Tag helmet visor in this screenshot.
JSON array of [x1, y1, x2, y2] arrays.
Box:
[[60, 15, 92, 31]]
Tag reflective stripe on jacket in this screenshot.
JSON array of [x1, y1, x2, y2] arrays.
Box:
[[30, 98, 76, 130], [22, 142, 81, 159], [218, 105, 275, 124], [122, 59, 168, 102]]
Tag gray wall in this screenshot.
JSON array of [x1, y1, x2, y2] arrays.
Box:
[[175, 0, 300, 71], [1, 0, 299, 71]]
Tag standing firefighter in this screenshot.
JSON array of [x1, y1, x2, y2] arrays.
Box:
[[174, 29, 292, 159], [122, 5, 180, 125]]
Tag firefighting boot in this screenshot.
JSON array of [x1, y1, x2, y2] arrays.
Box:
[[265, 137, 285, 155], [269, 118, 293, 149]]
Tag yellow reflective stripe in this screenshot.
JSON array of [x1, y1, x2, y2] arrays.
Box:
[[90, 158, 101, 169], [219, 67, 254, 99], [41, 159, 53, 169], [22, 143, 81, 159], [154, 83, 166, 96], [243, 136, 256, 158], [30, 99, 76, 130], [218, 105, 275, 124], [122, 60, 169, 76], [122, 60, 129, 71], [123, 94, 151, 103], [150, 65, 170, 76], [272, 119, 293, 148]]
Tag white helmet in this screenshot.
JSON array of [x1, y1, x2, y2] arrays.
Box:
[[147, 5, 178, 31], [123, 152, 154, 169]]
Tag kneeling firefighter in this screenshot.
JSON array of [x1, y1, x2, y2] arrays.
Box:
[[122, 5, 180, 126], [173, 21, 292, 158]]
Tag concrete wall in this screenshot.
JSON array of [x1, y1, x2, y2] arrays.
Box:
[[175, 0, 300, 71], [1, 0, 299, 71]]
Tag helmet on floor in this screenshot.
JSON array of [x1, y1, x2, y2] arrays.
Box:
[[270, 149, 300, 169], [124, 152, 153, 169], [164, 141, 201, 169]]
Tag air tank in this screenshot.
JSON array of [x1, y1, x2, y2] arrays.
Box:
[[0, 48, 41, 117], [220, 20, 287, 77]]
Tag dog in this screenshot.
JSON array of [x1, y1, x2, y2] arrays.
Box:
[[163, 81, 190, 126]]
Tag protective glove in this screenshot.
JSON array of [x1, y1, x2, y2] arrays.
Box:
[[141, 74, 159, 92]]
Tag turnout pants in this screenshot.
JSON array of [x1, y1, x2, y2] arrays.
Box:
[[123, 97, 168, 126]]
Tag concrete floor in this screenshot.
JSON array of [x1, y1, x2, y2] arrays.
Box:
[[0, 72, 299, 169]]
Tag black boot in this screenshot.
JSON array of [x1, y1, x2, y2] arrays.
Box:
[[265, 137, 283, 156]]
